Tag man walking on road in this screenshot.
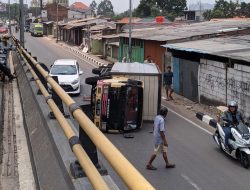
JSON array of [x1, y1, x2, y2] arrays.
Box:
[[164, 66, 174, 100], [146, 107, 175, 170]]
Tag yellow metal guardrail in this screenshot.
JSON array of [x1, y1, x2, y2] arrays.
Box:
[[12, 36, 155, 190], [17, 48, 109, 190]]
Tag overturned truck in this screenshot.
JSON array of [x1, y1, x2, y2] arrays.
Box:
[[85, 64, 144, 133]]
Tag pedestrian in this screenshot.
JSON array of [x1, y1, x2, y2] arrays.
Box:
[[164, 66, 174, 100], [144, 56, 152, 63], [146, 107, 175, 170]]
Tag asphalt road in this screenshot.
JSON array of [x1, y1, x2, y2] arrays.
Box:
[[15, 33, 250, 190]]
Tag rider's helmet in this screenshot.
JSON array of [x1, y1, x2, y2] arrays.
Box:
[[159, 107, 168, 117], [228, 100, 238, 111]]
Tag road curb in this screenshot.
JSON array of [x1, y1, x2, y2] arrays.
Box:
[[196, 112, 217, 128], [63, 45, 106, 67], [43, 37, 108, 67]]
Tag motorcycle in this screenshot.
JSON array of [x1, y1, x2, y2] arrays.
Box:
[[213, 120, 250, 169]]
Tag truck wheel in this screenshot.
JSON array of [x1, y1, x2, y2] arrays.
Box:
[[85, 76, 111, 86], [92, 67, 111, 75], [92, 68, 103, 75]]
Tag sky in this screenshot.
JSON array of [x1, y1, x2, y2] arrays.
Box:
[[1, 0, 250, 13], [73, 0, 217, 13]]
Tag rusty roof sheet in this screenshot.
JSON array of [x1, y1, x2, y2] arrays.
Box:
[[164, 35, 250, 62], [120, 19, 250, 42]]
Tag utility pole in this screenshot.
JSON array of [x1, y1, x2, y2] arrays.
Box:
[[128, 0, 132, 62], [199, 0, 202, 22], [20, 0, 25, 47], [40, 0, 43, 14], [8, 0, 11, 35], [56, 1, 59, 43]]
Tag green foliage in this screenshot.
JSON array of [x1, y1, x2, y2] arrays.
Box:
[[156, 0, 187, 16], [134, 0, 186, 20], [203, 0, 250, 20], [90, 0, 97, 16], [0, 4, 22, 20], [134, 0, 156, 17], [90, 0, 97, 10], [97, 0, 114, 17], [203, 10, 213, 20], [113, 10, 130, 20]]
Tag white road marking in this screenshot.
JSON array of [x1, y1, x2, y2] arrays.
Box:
[[181, 174, 202, 190], [161, 104, 213, 135]]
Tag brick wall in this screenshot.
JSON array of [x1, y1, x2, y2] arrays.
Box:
[[199, 59, 250, 118], [45, 3, 68, 21]]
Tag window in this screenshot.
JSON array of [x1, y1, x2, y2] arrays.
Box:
[[50, 65, 77, 75]]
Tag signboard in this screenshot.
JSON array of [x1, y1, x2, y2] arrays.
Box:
[[0, 2, 6, 12], [41, 10, 47, 18]]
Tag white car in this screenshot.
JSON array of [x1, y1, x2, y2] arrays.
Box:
[[48, 59, 83, 95]]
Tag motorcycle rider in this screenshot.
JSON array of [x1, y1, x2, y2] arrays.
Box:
[[221, 100, 244, 149]]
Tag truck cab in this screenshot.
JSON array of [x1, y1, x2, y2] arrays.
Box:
[[30, 23, 43, 37]]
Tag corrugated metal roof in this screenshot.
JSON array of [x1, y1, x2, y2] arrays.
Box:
[[163, 35, 250, 62], [90, 25, 108, 31], [120, 20, 250, 42], [108, 42, 119, 46], [101, 34, 120, 39], [63, 25, 74, 29], [111, 62, 160, 75]]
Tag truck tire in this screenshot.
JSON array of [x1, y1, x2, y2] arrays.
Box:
[[85, 76, 112, 86], [92, 67, 111, 75]]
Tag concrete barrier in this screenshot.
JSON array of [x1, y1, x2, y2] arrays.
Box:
[[13, 52, 75, 190], [196, 112, 217, 128]]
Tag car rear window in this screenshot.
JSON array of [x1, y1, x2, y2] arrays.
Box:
[[50, 65, 77, 75]]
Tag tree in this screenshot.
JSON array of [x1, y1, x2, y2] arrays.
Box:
[[202, 0, 250, 20], [134, 0, 157, 17], [90, 0, 97, 16], [203, 10, 213, 20], [156, 0, 187, 17], [238, 2, 250, 17], [0, 4, 20, 20], [134, 0, 186, 20], [97, 0, 114, 17], [90, 0, 97, 10]]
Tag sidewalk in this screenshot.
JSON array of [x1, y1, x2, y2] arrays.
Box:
[[162, 89, 218, 123], [0, 52, 36, 190]]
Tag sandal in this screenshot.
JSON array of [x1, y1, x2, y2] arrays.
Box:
[[166, 164, 176, 168], [146, 165, 157, 170]]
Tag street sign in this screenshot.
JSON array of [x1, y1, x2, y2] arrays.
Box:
[[41, 10, 47, 18]]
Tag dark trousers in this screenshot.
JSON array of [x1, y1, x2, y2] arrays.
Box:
[[0, 63, 12, 79], [223, 127, 231, 146]]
